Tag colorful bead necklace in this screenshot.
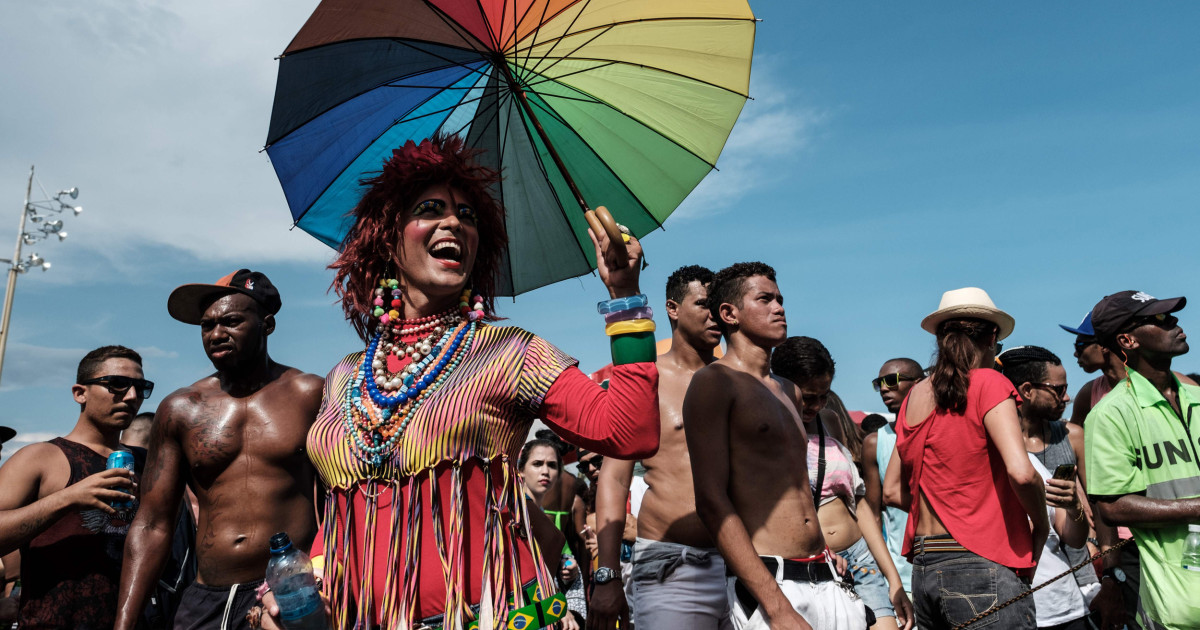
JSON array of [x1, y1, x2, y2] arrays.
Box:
[[343, 283, 488, 466]]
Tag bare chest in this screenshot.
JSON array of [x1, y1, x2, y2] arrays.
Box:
[[180, 398, 309, 482]]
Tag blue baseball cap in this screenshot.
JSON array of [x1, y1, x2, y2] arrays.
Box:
[[1059, 312, 1095, 337]]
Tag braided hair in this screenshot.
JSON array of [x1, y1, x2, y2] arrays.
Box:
[[996, 345, 1062, 390]]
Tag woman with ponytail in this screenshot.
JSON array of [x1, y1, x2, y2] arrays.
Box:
[[883, 288, 1049, 629]]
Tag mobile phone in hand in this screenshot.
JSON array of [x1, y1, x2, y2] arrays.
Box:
[[1052, 463, 1077, 480]]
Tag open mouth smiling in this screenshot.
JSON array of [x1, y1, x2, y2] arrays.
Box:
[[430, 240, 464, 265]]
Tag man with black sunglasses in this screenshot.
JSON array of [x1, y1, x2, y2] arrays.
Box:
[[0, 345, 150, 629], [861, 358, 924, 603], [116, 270, 324, 630], [1085, 291, 1200, 630]]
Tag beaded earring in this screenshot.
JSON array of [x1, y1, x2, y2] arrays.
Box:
[[459, 287, 487, 322], [372, 276, 403, 326]]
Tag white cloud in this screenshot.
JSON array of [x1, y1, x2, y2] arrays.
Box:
[[0, 342, 175, 392], [1, 0, 330, 268], [674, 59, 827, 220]]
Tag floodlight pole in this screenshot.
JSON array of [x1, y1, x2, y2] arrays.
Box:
[[0, 167, 35, 384]]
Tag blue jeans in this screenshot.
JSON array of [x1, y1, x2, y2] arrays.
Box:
[[910, 540, 1034, 629]]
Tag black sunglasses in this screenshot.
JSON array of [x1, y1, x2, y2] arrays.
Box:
[[871, 372, 919, 392], [80, 375, 155, 399], [578, 456, 604, 471], [1074, 337, 1096, 352], [1029, 382, 1069, 398], [1124, 312, 1176, 333]]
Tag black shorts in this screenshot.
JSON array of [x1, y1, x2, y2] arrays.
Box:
[[173, 579, 263, 630]]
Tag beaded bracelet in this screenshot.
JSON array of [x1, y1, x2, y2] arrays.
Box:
[[604, 306, 654, 325], [610, 331, 657, 365], [597, 294, 649, 315], [605, 319, 656, 336]]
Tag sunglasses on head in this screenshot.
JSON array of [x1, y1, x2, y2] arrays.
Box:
[[872, 372, 919, 392], [79, 375, 155, 399], [578, 456, 604, 471], [1029, 382, 1069, 398]]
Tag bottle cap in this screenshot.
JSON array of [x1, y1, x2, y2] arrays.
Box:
[[269, 532, 293, 554], [1189, 524, 1200, 534]]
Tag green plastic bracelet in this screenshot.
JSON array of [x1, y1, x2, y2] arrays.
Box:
[[610, 330, 656, 365]]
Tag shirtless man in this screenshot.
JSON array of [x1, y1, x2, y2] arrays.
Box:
[[115, 269, 324, 630], [591, 265, 724, 630], [685, 262, 866, 630]]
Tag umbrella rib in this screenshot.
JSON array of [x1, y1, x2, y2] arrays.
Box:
[[512, 15, 757, 58], [509, 0, 560, 66], [528, 54, 750, 99], [265, 48, 490, 149], [522, 90, 666, 232], [511, 95, 598, 277], [515, 65, 724, 169], [516, 0, 596, 75], [289, 72, 488, 228], [517, 5, 609, 81], [469, 0, 501, 50], [420, 1, 495, 55]]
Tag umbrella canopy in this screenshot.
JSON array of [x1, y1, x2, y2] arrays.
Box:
[[266, 0, 755, 295]]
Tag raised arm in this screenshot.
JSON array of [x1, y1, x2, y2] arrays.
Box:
[[590, 457, 635, 630], [982, 397, 1049, 562], [684, 369, 806, 629], [114, 397, 188, 630], [0, 443, 133, 556], [539, 365, 659, 460]]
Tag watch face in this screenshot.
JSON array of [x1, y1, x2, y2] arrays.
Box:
[[1114, 567, 1127, 582], [594, 567, 615, 584]]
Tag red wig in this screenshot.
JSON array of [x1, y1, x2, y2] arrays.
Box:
[[330, 134, 508, 342]]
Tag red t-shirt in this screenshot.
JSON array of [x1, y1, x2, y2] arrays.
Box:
[[896, 368, 1034, 569]]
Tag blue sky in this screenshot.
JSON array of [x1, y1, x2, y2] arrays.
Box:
[[2, 1, 1199, 462]]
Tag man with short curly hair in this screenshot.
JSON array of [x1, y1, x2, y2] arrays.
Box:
[[686, 262, 866, 630]]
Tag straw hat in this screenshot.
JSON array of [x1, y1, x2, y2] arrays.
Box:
[[921, 287, 1015, 340]]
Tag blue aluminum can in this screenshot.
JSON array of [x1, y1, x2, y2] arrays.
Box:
[[106, 450, 135, 507]]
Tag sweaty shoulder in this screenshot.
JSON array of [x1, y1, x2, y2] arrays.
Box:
[[278, 365, 324, 396]]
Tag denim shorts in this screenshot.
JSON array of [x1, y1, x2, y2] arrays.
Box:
[[837, 537, 896, 621], [910, 537, 1035, 629]]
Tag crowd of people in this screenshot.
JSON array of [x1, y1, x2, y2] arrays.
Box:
[[0, 135, 1196, 630]]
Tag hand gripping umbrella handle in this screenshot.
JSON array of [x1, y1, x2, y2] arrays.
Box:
[[584, 206, 629, 262]]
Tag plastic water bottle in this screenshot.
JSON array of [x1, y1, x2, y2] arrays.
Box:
[[1183, 524, 1200, 572], [265, 532, 327, 629]]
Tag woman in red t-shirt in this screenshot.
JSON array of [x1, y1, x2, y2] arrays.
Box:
[[883, 288, 1049, 629]]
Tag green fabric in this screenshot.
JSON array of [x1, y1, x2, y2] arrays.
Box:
[[1084, 367, 1200, 629], [610, 331, 656, 365]]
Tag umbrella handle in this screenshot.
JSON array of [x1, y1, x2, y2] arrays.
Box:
[[585, 206, 629, 262]]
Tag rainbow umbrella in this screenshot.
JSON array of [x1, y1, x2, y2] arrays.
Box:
[[265, 0, 756, 295]]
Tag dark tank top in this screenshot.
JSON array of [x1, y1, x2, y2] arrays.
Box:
[[19, 437, 145, 630]]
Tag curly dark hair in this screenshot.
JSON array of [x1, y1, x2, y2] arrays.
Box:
[[329, 134, 508, 342], [771, 336, 836, 385], [665, 265, 714, 304], [708, 261, 777, 337], [996, 345, 1061, 390]]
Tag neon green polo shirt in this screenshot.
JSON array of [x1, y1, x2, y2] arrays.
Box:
[[1085, 367, 1200, 630]]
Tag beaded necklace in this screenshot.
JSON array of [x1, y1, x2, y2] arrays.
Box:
[[344, 285, 487, 466]]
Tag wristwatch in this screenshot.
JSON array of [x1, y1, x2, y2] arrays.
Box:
[[1101, 567, 1127, 584], [593, 566, 621, 585]]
